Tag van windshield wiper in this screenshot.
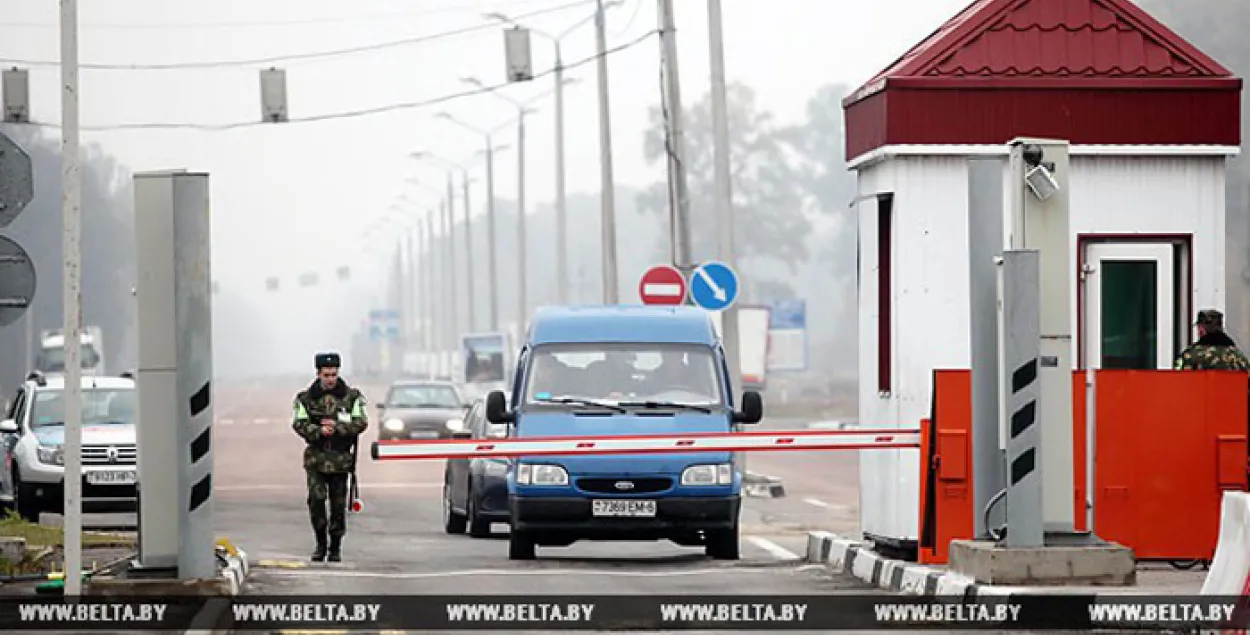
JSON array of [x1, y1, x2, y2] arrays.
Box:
[[617, 401, 712, 414], [534, 395, 627, 413]]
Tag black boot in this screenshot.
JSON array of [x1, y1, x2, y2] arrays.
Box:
[[311, 534, 327, 562], [327, 536, 342, 562]]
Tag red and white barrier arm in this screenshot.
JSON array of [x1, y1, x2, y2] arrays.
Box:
[[370, 428, 922, 461]]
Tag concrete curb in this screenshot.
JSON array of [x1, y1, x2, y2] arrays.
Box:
[[185, 548, 249, 635], [806, 532, 1015, 600], [743, 472, 786, 498]]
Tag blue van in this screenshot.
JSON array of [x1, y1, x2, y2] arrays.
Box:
[[483, 305, 763, 561]]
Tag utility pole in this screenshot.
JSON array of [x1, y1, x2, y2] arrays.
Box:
[[484, 141, 500, 331], [424, 211, 437, 376], [595, 0, 619, 303], [462, 174, 475, 331], [404, 231, 416, 352], [517, 111, 529, 325], [659, 0, 693, 273], [441, 199, 457, 375], [59, 0, 84, 597], [707, 0, 743, 403], [554, 43, 569, 305]]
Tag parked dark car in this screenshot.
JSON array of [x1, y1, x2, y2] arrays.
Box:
[[442, 397, 510, 537], [376, 380, 471, 441]]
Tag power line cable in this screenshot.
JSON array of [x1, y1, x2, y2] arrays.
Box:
[[0, 0, 572, 29], [18, 29, 657, 132], [0, 0, 591, 70]]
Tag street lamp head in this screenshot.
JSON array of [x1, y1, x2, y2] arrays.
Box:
[[483, 11, 512, 24], [435, 112, 453, 121], [460, 77, 485, 88]]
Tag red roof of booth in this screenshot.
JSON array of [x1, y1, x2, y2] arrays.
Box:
[[843, 0, 1242, 161]]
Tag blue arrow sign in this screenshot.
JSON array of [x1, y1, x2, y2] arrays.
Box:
[[689, 261, 739, 312]]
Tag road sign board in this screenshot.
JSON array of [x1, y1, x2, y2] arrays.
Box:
[[689, 261, 739, 311], [766, 299, 807, 372], [0, 132, 33, 228], [638, 265, 686, 306], [369, 308, 401, 341], [0, 235, 35, 327]]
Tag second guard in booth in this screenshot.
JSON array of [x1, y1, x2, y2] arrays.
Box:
[[1174, 309, 1250, 371], [292, 352, 368, 562]]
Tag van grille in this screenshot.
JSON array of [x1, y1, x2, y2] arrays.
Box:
[[576, 477, 672, 494], [82, 444, 137, 465]]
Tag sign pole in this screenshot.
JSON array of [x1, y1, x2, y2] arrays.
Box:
[[59, 0, 84, 596]]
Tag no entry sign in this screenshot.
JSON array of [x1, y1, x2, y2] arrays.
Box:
[[639, 265, 687, 305]]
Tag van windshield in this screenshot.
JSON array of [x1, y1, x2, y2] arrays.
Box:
[[525, 343, 723, 406]]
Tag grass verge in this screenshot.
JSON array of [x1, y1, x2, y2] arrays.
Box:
[[0, 510, 136, 548]]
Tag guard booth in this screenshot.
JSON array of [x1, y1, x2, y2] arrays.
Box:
[[846, 0, 1244, 559]]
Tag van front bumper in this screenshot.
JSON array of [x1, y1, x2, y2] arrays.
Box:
[[509, 496, 740, 541]]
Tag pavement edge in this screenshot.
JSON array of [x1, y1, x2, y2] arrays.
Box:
[[185, 547, 249, 635], [804, 532, 1038, 600]]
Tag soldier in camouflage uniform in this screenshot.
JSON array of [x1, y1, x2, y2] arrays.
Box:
[[1174, 309, 1250, 371], [292, 352, 368, 562]]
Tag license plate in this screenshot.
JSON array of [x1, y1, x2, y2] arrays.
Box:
[[86, 470, 136, 485], [591, 499, 656, 517], [409, 431, 438, 439]]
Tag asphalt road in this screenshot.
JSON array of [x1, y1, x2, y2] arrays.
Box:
[[208, 378, 1093, 634]]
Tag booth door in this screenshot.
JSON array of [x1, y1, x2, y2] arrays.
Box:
[[1084, 242, 1177, 370]]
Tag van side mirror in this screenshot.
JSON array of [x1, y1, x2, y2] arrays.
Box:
[[0, 419, 17, 434], [733, 391, 763, 424], [485, 390, 514, 424]]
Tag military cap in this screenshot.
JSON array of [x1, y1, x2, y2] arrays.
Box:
[[1196, 309, 1225, 329], [314, 352, 341, 369]]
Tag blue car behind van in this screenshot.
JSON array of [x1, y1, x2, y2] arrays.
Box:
[[483, 305, 763, 561]]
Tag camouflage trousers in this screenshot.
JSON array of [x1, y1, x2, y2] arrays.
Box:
[[306, 469, 350, 539]]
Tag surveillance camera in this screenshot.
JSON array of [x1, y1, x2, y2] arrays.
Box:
[[1022, 144, 1044, 168], [1025, 165, 1059, 201]]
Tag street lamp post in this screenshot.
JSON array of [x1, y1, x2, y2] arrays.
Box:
[[436, 114, 514, 333], [485, 2, 621, 305], [460, 80, 570, 325]]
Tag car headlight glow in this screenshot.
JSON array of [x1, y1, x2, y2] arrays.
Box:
[[445, 418, 464, 432], [516, 463, 567, 485], [383, 418, 404, 432], [36, 445, 63, 466], [483, 459, 508, 475], [681, 463, 732, 485]]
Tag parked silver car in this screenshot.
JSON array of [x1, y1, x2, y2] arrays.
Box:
[[0, 371, 138, 521]]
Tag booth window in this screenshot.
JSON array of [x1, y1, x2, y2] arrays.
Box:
[[877, 194, 893, 393]]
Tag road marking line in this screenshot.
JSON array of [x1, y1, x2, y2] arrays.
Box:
[[803, 497, 848, 511], [260, 567, 783, 579], [218, 419, 234, 425], [747, 536, 800, 561], [253, 418, 270, 425], [256, 559, 308, 569]]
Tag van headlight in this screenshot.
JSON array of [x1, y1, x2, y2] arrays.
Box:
[[482, 459, 508, 475], [383, 418, 404, 432], [516, 463, 567, 485], [445, 418, 464, 432], [36, 446, 63, 466], [681, 464, 732, 485]]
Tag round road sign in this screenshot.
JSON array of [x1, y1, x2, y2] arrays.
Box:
[[639, 265, 687, 306], [0, 235, 35, 328]]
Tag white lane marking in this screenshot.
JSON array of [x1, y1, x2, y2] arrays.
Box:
[[747, 536, 800, 561], [215, 483, 441, 492], [218, 419, 234, 425], [803, 497, 848, 511], [260, 567, 785, 579], [253, 418, 270, 425]]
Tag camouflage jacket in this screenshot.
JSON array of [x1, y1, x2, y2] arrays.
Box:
[[1174, 332, 1250, 371], [292, 379, 368, 474]]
